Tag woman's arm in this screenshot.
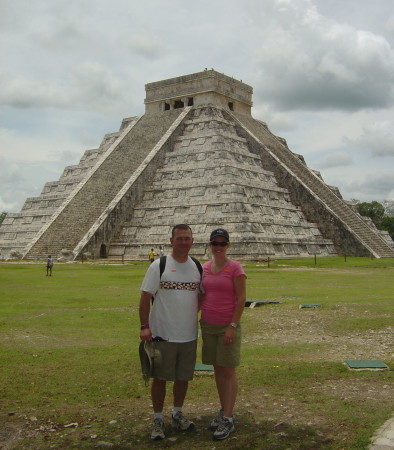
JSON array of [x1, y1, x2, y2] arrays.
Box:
[[224, 274, 246, 345], [231, 275, 246, 323]]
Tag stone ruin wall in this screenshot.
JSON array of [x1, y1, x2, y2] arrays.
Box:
[[77, 110, 192, 259], [2, 69, 393, 260], [145, 70, 253, 115], [232, 116, 372, 257], [274, 172, 371, 257], [105, 105, 337, 261]]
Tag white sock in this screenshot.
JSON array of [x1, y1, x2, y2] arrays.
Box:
[[223, 415, 233, 423], [173, 406, 182, 417], [154, 412, 163, 420]]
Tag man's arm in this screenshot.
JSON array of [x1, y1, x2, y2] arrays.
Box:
[[198, 292, 205, 312], [139, 290, 153, 341]]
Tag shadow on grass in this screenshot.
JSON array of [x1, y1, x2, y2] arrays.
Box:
[[25, 414, 337, 449], [115, 413, 335, 449], [3, 413, 336, 449]]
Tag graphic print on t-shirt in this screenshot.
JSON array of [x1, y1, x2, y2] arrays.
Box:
[[160, 281, 200, 291]]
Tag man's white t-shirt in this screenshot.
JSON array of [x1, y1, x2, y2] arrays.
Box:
[[141, 255, 201, 342]]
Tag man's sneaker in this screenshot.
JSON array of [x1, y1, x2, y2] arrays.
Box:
[[172, 411, 195, 431], [209, 408, 224, 430], [151, 418, 165, 440], [213, 417, 235, 440]]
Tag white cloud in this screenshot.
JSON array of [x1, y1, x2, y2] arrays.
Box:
[[31, 18, 87, 52], [69, 62, 124, 110], [318, 152, 352, 169], [252, 105, 297, 133], [321, 167, 394, 202], [385, 14, 394, 35], [0, 124, 77, 161], [127, 35, 165, 59], [0, 63, 125, 113], [0, 76, 68, 109], [347, 172, 394, 200], [251, 0, 394, 111], [350, 121, 394, 157]]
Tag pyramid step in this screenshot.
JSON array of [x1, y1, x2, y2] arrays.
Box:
[[231, 111, 394, 258]]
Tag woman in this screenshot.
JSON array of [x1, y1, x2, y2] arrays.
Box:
[[200, 228, 247, 440]]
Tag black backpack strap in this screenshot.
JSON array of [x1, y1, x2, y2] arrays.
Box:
[[190, 256, 203, 280], [159, 255, 167, 279], [159, 255, 201, 280], [152, 256, 167, 305]]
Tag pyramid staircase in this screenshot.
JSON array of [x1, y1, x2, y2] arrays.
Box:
[[23, 109, 189, 260], [232, 112, 394, 258], [108, 106, 337, 260]]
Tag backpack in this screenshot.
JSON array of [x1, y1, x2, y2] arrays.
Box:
[[152, 255, 203, 304]]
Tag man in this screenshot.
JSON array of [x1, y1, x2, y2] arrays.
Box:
[[139, 224, 202, 440], [148, 248, 156, 263], [46, 255, 53, 276]]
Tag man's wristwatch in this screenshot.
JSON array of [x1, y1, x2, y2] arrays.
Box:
[[230, 323, 238, 328]]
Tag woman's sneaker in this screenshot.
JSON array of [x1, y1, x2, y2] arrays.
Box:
[[151, 418, 165, 440], [213, 417, 235, 440], [209, 408, 224, 430], [172, 411, 195, 431]]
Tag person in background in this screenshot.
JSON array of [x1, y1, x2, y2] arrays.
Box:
[[200, 228, 247, 440], [159, 246, 164, 257], [46, 255, 53, 276], [139, 224, 202, 440], [148, 248, 156, 263]]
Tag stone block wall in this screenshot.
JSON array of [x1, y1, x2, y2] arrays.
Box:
[[77, 108, 193, 258], [23, 110, 188, 260], [231, 111, 394, 257], [109, 106, 336, 260]]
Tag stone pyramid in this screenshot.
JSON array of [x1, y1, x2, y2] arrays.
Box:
[[1, 70, 393, 260]]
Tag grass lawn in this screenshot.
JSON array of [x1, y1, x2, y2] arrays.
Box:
[[0, 256, 393, 449]]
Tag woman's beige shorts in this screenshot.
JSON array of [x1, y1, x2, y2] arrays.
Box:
[[200, 320, 241, 368]]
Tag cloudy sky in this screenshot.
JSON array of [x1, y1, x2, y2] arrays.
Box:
[[1, 0, 394, 213]]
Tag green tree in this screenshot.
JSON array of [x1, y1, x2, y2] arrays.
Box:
[[381, 216, 394, 240], [0, 212, 7, 226], [356, 201, 385, 227]]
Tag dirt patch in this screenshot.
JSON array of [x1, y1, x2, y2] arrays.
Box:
[[0, 424, 23, 449], [244, 302, 394, 362]]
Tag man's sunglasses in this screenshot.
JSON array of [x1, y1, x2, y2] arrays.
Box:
[[210, 241, 228, 247]]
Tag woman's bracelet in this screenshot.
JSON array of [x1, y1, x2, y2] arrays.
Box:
[[140, 324, 150, 330]]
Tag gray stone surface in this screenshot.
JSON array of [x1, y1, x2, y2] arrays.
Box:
[[369, 414, 394, 449], [145, 69, 253, 114], [110, 105, 336, 260], [1, 70, 393, 260]]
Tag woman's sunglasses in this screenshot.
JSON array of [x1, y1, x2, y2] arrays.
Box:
[[210, 241, 228, 247]]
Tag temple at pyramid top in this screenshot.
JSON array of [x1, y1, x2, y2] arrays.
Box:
[[1, 69, 393, 261], [144, 69, 253, 114]]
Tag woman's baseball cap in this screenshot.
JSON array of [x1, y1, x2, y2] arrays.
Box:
[[210, 228, 230, 242]]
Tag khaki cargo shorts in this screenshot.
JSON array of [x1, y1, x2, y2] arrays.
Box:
[[152, 339, 197, 381], [200, 320, 241, 368]]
